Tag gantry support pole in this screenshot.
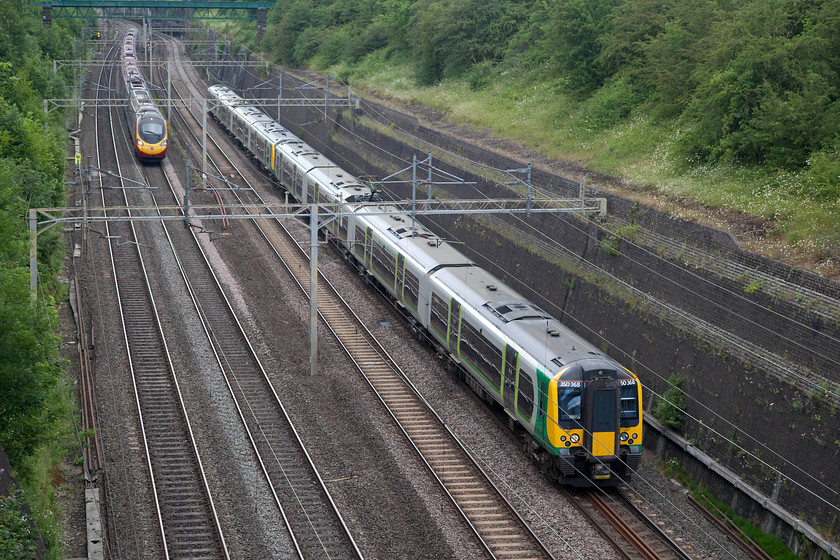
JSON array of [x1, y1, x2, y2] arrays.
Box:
[[30, 210, 38, 301], [309, 203, 319, 377]]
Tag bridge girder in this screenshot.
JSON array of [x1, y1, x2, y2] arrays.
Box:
[[31, 1, 273, 20]]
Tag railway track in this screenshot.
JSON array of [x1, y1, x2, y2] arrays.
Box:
[[92, 31, 229, 559], [152, 33, 556, 559], [564, 486, 693, 560], [142, 35, 364, 560]]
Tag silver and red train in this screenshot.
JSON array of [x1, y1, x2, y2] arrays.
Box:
[[118, 29, 167, 160]]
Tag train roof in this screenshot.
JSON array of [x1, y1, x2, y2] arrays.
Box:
[[314, 172, 371, 201], [138, 109, 163, 120], [208, 84, 236, 97], [357, 210, 474, 272], [249, 115, 294, 146], [208, 85, 257, 111], [431, 264, 608, 372]]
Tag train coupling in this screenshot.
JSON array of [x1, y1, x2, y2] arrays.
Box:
[[591, 463, 611, 481]]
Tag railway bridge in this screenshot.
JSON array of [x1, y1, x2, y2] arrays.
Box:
[[32, 0, 275, 40]]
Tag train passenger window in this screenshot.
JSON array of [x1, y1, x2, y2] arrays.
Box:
[[338, 217, 348, 241], [459, 319, 502, 391], [430, 293, 448, 340], [517, 370, 534, 421], [371, 240, 396, 287], [403, 269, 420, 311], [558, 386, 582, 424], [620, 384, 639, 427]]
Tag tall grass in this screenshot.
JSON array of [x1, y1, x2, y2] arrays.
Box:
[[334, 55, 840, 276]]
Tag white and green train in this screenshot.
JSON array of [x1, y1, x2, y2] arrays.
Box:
[[208, 84, 643, 485]]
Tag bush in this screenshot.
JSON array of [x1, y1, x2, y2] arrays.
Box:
[[575, 74, 643, 131], [800, 147, 840, 202], [653, 374, 686, 430], [0, 485, 39, 559]]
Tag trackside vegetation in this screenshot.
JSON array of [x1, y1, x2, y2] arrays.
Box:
[[216, 0, 840, 276], [0, 1, 84, 557]]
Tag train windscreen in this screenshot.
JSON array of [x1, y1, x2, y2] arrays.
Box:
[[139, 119, 165, 142]]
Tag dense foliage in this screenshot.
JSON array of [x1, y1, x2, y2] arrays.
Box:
[[0, 0, 75, 471], [262, 0, 840, 195], [0, 0, 81, 556], [652, 374, 686, 430], [0, 483, 38, 559]]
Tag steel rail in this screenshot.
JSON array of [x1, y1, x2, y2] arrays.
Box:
[[149, 32, 363, 560], [97, 24, 229, 559]]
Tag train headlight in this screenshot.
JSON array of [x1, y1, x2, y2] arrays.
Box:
[[161, 139, 167, 147], [136, 139, 144, 147], [570, 434, 580, 444], [620, 432, 629, 442]]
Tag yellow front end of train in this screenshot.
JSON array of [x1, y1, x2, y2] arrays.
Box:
[[134, 112, 167, 161], [545, 363, 643, 485]]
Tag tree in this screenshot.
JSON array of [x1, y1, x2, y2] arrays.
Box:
[[653, 374, 686, 431], [543, 0, 621, 95]]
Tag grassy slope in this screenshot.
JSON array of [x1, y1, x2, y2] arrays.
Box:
[[208, 17, 838, 279], [333, 53, 839, 278]]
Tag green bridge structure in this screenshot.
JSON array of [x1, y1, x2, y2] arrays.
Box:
[[34, 0, 275, 37]]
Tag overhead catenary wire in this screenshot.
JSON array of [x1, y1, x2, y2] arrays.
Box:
[[264, 65, 838, 474], [231, 60, 840, 538], [230, 69, 760, 552]]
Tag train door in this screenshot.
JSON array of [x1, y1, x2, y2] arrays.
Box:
[[583, 378, 620, 459], [448, 300, 461, 356], [323, 192, 337, 237], [503, 346, 518, 416], [364, 227, 373, 268], [396, 254, 405, 304]]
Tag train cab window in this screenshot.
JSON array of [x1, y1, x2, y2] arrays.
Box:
[[558, 385, 582, 427], [459, 319, 502, 391], [517, 370, 534, 420], [403, 269, 420, 310], [620, 384, 639, 427], [430, 292, 448, 340], [138, 119, 165, 142]]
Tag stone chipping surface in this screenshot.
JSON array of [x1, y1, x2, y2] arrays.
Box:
[[59, 35, 751, 560]]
